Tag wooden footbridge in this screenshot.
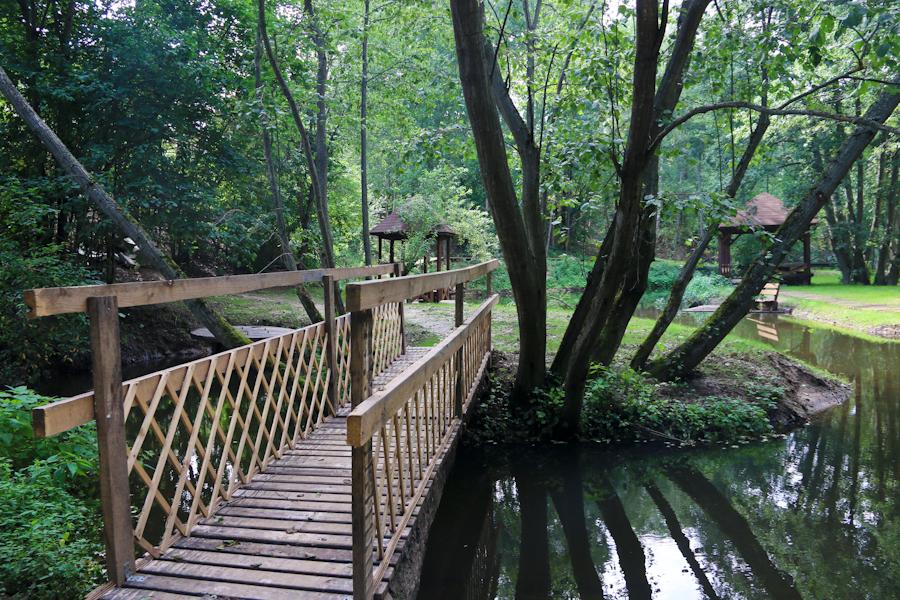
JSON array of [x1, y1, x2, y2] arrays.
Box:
[[25, 260, 498, 600]]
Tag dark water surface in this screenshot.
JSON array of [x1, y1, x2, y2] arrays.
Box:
[[417, 314, 900, 599]]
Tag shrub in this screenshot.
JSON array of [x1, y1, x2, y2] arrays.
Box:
[[0, 460, 105, 600], [646, 261, 683, 292], [580, 366, 775, 443], [0, 387, 98, 492]]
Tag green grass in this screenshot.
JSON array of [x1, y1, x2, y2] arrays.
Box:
[[795, 269, 900, 305]]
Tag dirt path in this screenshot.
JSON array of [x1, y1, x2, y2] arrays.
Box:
[[779, 290, 900, 312]]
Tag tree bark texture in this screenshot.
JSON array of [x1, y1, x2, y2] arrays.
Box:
[[450, 0, 547, 404], [0, 64, 251, 349], [555, 0, 711, 436], [648, 77, 900, 381], [632, 109, 771, 371]]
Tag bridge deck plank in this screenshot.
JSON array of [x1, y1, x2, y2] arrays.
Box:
[[99, 348, 430, 600]]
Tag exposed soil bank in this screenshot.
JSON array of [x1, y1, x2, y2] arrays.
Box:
[[660, 349, 850, 428], [787, 304, 900, 340]]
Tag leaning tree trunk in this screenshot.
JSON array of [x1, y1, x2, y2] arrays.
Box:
[[554, 0, 712, 437], [254, 30, 323, 323], [647, 76, 900, 381], [0, 64, 251, 349], [632, 109, 771, 370]]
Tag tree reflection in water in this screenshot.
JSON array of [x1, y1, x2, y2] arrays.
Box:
[[417, 318, 900, 599]]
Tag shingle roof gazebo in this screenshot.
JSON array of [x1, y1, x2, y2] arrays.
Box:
[[370, 209, 457, 300], [717, 192, 817, 285]]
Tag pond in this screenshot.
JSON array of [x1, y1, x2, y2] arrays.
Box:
[[417, 313, 900, 599]]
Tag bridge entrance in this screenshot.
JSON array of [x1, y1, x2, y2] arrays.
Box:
[[25, 260, 498, 600]]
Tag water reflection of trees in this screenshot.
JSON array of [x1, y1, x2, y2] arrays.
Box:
[[417, 325, 900, 599]]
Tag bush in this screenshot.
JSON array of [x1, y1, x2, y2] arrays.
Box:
[[547, 256, 589, 290], [580, 366, 776, 443], [0, 460, 105, 600], [0, 238, 98, 386], [682, 273, 734, 306], [0, 387, 98, 491], [646, 261, 682, 292]]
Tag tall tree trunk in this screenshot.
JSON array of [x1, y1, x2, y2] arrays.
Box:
[[0, 65, 252, 349], [254, 30, 323, 324], [555, 0, 711, 436], [875, 151, 898, 285], [648, 76, 900, 381], [360, 0, 373, 267], [450, 0, 547, 405], [258, 0, 344, 314]]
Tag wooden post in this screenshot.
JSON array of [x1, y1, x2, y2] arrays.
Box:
[[803, 232, 812, 285], [454, 282, 464, 417], [486, 271, 492, 298], [323, 275, 338, 411], [378, 237, 382, 262], [389, 239, 395, 264], [88, 296, 135, 585], [351, 442, 375, 600], [350, 306, 374, 599], [393, 263, 406, 354]]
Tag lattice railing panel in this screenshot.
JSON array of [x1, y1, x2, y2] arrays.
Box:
[[373, 301, 403, 376], [335, 314, 352, 410], [122, 322, 334, 556], [361, 297, 494, 585]]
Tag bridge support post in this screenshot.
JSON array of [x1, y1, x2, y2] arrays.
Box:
[[393, 262, 406, 354], [88, 296, 135, 585], [323, 275, 338, 410], [350, 307, 375, 599], [455, 282, 464, 417]]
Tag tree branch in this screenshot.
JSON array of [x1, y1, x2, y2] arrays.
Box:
[[652, 101, 900, 152]]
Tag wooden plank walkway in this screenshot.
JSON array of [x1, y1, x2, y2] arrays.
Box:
[[100, 348, 438, 600]]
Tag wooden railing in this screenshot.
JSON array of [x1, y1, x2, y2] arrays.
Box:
[[25, 263, 401, 585], [343, 259, 498, 599]]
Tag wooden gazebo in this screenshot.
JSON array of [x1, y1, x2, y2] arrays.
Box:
[[370, 209, 457, 300], [717, 192, 817, 285]]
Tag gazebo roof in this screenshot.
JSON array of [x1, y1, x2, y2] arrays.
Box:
[[369, 209, 457, 241], [719, 192, 817, 233]]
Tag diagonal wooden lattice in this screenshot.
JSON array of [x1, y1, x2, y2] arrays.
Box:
[[367, 305, 492, 584], [122, 322, 341, 557], [372, 301, 403, 376]]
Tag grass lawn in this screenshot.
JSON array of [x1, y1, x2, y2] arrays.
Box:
[[790, 269, 900, 306]]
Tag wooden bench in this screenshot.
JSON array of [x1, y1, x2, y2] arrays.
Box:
[[756, 282, 780, 312]]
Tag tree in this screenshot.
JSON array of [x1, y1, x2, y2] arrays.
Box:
[[0, 65, 253, 349], [648, 74, 900, 382]]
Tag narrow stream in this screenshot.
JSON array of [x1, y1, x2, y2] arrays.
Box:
[[418, 314, 900, 599]]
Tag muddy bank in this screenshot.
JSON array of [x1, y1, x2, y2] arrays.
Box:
[[656, 349, 850, 430]]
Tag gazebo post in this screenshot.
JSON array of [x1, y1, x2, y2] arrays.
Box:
[[389, 239, 395, 264], [378, 237, 382, 262], [803, 232, 812, 285], [718, 233, 732, 278]]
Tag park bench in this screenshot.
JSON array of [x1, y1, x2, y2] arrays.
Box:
[[756, 282, 781, 312]]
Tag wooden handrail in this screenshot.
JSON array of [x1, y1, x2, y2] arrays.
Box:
[[345, 259, 498, 312], [24, 263, 398, 317], [346, 293, 497, 446]]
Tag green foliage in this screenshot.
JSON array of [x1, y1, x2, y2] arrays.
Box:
[[580, 366, 776, 443], [0, 236, 98, 386], [0, 460, 104, 600], [546, 256, 589, 290], [395, 164, 496, 273], [646, 261, 683, 292], [0, 387, 98, 490]]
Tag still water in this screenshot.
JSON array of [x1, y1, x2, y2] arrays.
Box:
[[418, 314, 900, 599]]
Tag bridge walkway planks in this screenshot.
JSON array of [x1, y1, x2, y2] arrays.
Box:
[[99, 347, 439, 600]]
